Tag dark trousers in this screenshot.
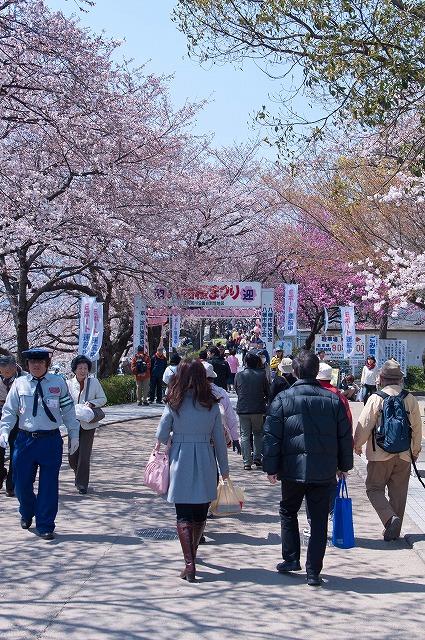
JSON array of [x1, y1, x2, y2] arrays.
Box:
[[13, 430, 63, 533], [149, 376, 163, 402], [68, 427, 96, 491], [280, 479, 331, 575], [0, 423, 18, 492], [175, 503, 209, 523], [363, 384, 377, 405]]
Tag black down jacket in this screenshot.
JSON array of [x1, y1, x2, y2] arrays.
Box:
[[263, 378, 353, 484]]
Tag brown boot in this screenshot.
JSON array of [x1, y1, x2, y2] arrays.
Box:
[[193, 520, 207, 557], [176, 522, 196, 582]]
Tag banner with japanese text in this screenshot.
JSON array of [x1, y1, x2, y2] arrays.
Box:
[[340, 306, 356, 359], [78, 297, 104, 361], [152, 282, 261, 308], [170, 312, 181, 349], [284, 284, 298, 336], [133, 295, 147, 354], [261, 288, 275, 356]]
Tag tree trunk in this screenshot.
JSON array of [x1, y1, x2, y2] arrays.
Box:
[[379, 303, 389, 339]]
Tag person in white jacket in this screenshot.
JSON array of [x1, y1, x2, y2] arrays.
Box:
[[360, 355, 379, 405], [67, 355, 107, 494]]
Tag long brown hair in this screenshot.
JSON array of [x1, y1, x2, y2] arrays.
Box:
[[165, 358, 218, 413]]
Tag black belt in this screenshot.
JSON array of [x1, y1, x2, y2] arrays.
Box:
[[18, 428, 60, 439]]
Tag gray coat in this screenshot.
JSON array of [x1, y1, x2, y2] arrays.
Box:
[[156, 394, 229, 504]]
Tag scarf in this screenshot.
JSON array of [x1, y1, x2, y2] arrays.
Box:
[[366, 362, 376, 370]]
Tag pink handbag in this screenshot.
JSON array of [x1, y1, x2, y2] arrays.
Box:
[[144, 438, 171, 494]]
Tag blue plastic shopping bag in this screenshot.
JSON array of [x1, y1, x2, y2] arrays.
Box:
[[332, 477, 355, 549]]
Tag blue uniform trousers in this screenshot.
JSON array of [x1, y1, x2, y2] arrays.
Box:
[[13, 431, 63, 533]]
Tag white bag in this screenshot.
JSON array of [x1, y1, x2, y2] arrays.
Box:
[[210, 478, 245, 516], [75, 404, 95, 422]]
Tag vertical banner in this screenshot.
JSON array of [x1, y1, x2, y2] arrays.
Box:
[[170, 312, 181, 349], [323, 307, 329, 334], [261, 288, 275, 357], [340, 306, 356, 359], [284, 284, 298, 336], [133, 294, 147, 354], [78, 296, 104, 361], [368, 335, 379, 360]]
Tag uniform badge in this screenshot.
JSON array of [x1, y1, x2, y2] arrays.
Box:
[[48, 387, 60, 394]]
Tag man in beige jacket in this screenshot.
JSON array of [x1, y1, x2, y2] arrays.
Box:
[[354, 359, 422, 541]]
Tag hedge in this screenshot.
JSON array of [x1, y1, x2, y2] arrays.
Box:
[[405, 367, 425, 391], [101, 375, 136, 405]]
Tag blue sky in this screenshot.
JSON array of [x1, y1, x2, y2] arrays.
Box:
[[45, 0, 312, 159]]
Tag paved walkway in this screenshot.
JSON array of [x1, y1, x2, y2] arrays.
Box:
[[1, 399, 425, 640]]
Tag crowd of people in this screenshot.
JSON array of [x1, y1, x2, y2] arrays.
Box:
[[0, 339, 422, 588]]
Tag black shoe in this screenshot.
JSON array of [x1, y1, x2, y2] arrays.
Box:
[[78, 488, 87, 495], [6, 489, 15, 497], [244, 465, 252, 470], [307, 573, 322, 586], [20, 518, 32, 529], [39, 531, 54, 541], [143, 401, 149, 406], [137, 401, 143, 406], [276, 560, 302, 573], [0, 468, 7, 490], [199, 534, 206, 544], [253, 460, 262, 467], [384, 515, 401, 541]]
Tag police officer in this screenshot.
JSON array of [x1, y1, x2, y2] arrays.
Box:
[[0, 348, 79, 540]]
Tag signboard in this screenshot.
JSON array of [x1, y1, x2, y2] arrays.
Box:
[[78, 296, 103, 361], [275, 338, 294, 356], [315, 335, 365, 363], [368, 335, 379, 360], [152, 282, 262, 308], [378, 339, 407, 374], [133, 295, 147, 354]]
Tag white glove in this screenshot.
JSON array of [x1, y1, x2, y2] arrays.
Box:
[[68, 436, 79, 455], [0, 433, 8, 448]]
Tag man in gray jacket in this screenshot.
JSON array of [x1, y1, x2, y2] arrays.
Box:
[[235, 352, 269, 470]]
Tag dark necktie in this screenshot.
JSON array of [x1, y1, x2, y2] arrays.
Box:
[[32, 378, 57, 423]]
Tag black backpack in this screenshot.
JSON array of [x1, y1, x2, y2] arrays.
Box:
[[373, 390, 411, 453], [135, 357, 147, 374]]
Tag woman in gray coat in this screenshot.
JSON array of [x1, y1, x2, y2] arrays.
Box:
[[156, 358, 229, 582]]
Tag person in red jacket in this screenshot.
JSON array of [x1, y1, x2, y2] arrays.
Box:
[[131, 345, 151, 406]]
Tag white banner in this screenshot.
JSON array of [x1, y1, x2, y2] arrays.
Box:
[[367, 335, 379, 360], [152, 282, 262, 308], [284, 284, 298, 336], [78, 297, 104, 361], [261, 288, 275, 356], [340, 306, 356, 359], [323, 307, 329, 334], [170, 312, 181, 349], [133, 295, 147, 354]]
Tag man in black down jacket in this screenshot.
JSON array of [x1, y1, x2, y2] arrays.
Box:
[[263, 349, 353, 586], [235, 352, 270, 470]]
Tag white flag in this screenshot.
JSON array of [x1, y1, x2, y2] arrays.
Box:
[[340, 306, 356, 359], [78, 297, 104, 361], [133, 295, 147, 353], [323, 307, 329, 334], [170, 312, 181, 348], [284, 284, 298, 336]]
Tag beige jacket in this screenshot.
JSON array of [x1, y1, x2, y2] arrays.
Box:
[[354, 385, 423, 462]]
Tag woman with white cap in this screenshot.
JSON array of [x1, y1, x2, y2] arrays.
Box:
[[269, 357, 297, 404]]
